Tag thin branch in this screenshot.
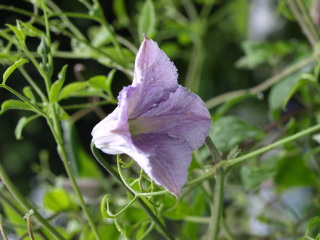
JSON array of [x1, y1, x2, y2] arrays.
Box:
[[205, 56, 315, 109]]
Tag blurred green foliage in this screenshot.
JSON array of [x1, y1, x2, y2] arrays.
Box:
[[0, 0, 320, 239]]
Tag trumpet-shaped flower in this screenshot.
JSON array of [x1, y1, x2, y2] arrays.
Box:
[[92, 36, 211, 197]]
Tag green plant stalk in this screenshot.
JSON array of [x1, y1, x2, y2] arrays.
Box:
[[286, 0, 317, 46], [205, 137, 224, 239], [47, 108, 102, 240], [91, 143, 176, 240], [296, 0, 320, 41], [187, 122, 320, 188], [46, 0, 87, 41], [0, 84, 46, 116], [0, 215, 9, 240], [91, 0, 125, 63], [0, 4, 133, 76], [19, 67, 47, 102], [207, 168, 225, 240], [41, 0, 53, 85], [205, 55, 315, 109], [0, 164, 65, 240]]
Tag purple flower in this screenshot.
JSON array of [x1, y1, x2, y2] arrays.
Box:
[[92, 36, 211, 197]]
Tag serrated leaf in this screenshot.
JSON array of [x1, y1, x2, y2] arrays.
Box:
[[49, 65, 68, 102], [58, 82, 88, 101], [210, 116, 264, 152], [2, 59, 28, 84], [43, 188, 78, 213], [138, 0, 156, 40], [0, 99, 35, 115], [306, 217, 320, 236], [14, 115, 38, 140]]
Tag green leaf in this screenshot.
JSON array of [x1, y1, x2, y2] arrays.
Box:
[[49, 65, 68, 102], [14, 115, 38, 140], [61, 119, 103, 178], [20, 21, 43, 37], [164, 200, 192, 220], [59, 82, 88, 101], [283, 76, 316, 108], [23, 86, 35, 102], [89, 75, 109, 92], [210, 116, 264, 152], [0, 99, 35, 115], [113, 0, 130, 28], [6, 23, 25, 43], [138, 0, 156, 40], [88, 25, 112, 48], [236, 40, 307, 69], [275, 153, 318, 190], [306, 216, 320, 236], [89, 69, 116, 98], [2, 59, 28, 84], [43, 188, 78, 213], [241, 165, 276, 191], [0, 198, 27, 236], [269, 61, 313, 112], [54, 103, 69, 120]]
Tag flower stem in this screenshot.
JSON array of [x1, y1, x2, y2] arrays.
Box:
[[207, 168, 225, 240], [0, 215, 9, 240], [91, 143, 176, 240], [0, 163, 65, 240], [205, 136, 225, 240], [286, 0, 317, 46], [47, 114, 102, 240]]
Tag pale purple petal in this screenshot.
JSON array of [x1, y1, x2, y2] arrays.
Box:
[[92, 37, 212, 197], [132, 133, 191, 197], [128, 38, 179, 118], [129, 85, 211, 150]]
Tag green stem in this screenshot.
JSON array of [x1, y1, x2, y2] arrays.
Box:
[[41, 0, 53, 86], [205, 55, 315, 109], [207, 168, 225, 240], [185, 43, 204, 94], [296, 0, 320, 41], [187, 122, 320, 187], [19, 67, 47, 102], [90, 143, 176, 240], [0, 215, 9, 240], [91, 0, 125, 63], [205, 136, 222, 163], [0, 164, 65, 240], [0, 84, 46, 116], [224, 122, 320, 167], [205, 137, 224, 239], [46, 110, 102, 240], [286, 0, 317, 46]]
